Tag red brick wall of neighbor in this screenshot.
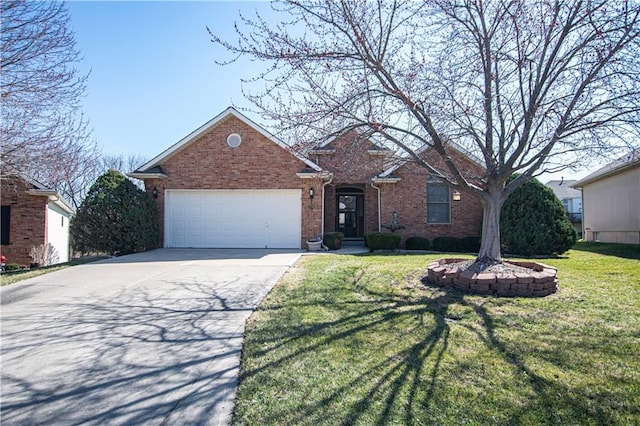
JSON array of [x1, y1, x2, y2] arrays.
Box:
[[379, 150, 485, 242], [143, 115, 324, 247], [1, 177, 47, 266]]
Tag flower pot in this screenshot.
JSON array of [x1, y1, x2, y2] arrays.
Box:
[[307, 241, 322, 251]]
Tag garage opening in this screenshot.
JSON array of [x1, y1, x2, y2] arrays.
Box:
[[164, 189, 301, 248]]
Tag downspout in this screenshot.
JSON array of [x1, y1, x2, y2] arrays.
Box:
[[321, 175, 333, 235], [370, 181, 381, 232]]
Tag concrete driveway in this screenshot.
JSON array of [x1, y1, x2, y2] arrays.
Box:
[[0, 249, 301, 425]]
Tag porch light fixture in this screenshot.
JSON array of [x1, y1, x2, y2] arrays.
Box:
[[152, 187, 159, 199], [452, 191, 461, 201], [309, 188, 315, 199]]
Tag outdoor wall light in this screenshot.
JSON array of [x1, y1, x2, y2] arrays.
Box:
[[309, 188, 315, 199], [452, 191, 461, 201], [152, 187, 159, 199]]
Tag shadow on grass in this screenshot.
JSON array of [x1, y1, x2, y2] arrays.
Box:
[[571, 241, 640, 259], [236, 273, 623, 425]]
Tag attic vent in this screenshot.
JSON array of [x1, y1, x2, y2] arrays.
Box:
[[227, 133, 242, 148]]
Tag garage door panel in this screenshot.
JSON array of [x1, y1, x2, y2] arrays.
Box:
[[165, 190, 301, 249]]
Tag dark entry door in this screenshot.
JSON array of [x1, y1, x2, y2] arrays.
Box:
[[336, 192, 364, 238]]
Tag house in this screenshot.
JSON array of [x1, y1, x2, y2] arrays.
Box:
[[545, 179, 583, 236], [129, 107, 484, 249], [572, 149, 640, 244], [1, 174, 75, 266]]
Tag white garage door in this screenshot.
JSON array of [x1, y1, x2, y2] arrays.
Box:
[[165, 190, 301, 249]]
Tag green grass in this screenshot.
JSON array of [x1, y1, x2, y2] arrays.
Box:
[[234, 242, 640, 425], [0, 256, 108, 286]]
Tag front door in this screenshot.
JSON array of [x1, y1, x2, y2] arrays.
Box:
[[336, 191, 364, 238]]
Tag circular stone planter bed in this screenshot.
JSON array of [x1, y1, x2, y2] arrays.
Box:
[[426, 258, 558, 297]]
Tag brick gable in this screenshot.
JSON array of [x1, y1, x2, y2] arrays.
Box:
[[140, 114, 324, 247]]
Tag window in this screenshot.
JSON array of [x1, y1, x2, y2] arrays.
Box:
[[426, 177, 450, 224], [1, 205, 10, 245]]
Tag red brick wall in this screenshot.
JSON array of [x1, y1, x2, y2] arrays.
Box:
[[1, 177, 47, 266], [143, 115, 323, 247], [315, 132, 484, 243], [315, 130, 388, 236], [313, 130, 388, 182], [378, 150, 485, 244]]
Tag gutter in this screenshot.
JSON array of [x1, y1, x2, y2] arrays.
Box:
[[321, 175, 334, 235]]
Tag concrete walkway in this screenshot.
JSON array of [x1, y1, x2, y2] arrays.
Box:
[[0, 249, 301, 425]]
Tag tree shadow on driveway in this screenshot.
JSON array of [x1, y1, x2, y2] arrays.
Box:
[[1, 279, 265, 425]]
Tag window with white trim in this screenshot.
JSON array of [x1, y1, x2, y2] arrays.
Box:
[[426, 176, 450, 224]]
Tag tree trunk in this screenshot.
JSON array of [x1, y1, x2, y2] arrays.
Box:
[[477, 190, 505, 263]]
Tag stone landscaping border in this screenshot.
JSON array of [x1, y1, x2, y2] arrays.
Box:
[[426, 258, 558, 297]]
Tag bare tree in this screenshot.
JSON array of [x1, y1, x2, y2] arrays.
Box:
[[102, 154, 149, 176], [211, 0, 640, 263], [102, 153, 148, 189], [1, 0, 92, 182], [37, 137, 103, 209]]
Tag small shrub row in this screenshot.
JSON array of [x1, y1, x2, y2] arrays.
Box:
[[367, 232, 402, 250], [405, 236, 481, 253], [405, 236, 431, 250]]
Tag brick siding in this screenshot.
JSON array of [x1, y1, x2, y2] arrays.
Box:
[[139, 114, 485, 249], [315, 130, 484, 244], [143, 115, 323, 248], [1, 177, 47, 266], [378, 150, 485, 243]]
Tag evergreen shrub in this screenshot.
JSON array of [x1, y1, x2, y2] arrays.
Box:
[[405, 236, 431, 250], [459, 236, 481, 253], [501, 177, 577, 256], [432, 237, 461, 252], [366, 232, 401, 251], [71, 170, 160, 256], [323, 232, 344, 250]]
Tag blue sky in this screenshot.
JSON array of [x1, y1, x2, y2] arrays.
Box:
[[68, 1, 600, 181], [68, 1, 270, 161]]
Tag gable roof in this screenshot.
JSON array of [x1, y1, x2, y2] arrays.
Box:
[[308, 128, 393, 156], [545, 180, 582, 199], [376, 141, 484, 179], [131, 107, 322, 177], [572, 149, 640, 188], [5, 174, 75, 215]]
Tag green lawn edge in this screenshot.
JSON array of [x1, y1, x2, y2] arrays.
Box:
[[233, 242, 640, 425]]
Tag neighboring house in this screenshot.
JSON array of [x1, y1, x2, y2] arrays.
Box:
[[572, 149, 640, 244], [129, 107, 484, 249], [545, 179, 583, 236], [1, 174, 75, 266]]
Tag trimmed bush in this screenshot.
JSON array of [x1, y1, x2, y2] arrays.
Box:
[[4, 263, 20, 271], [459, 236, 481, 253], [323, 232, 344, 250], [71, 170, 160, 256], [366, 232, 401, 251], [405, 236, 431, 250], [432, 237, 461, 252], [501, 177, 577, 256]]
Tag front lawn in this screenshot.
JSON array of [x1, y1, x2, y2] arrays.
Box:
[[234, 242, 640, 425]]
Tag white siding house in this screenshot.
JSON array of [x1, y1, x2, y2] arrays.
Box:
[[573, 150, 640, 244], [47, 201, 72, 263], [546, 179, 583, 236]]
